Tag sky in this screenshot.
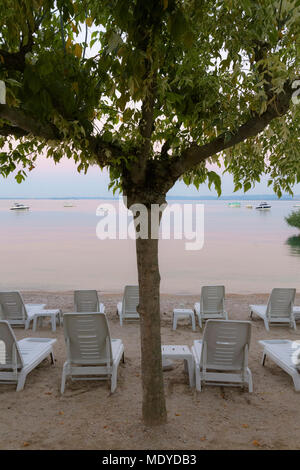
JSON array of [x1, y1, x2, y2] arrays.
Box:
[[0, 155, 299, 198]]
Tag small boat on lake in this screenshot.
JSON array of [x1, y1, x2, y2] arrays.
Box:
[[228, 202, 241, 208], [245, 205, 253, 209], [256, 201, 271, 210], [10, 202, 30, 210]]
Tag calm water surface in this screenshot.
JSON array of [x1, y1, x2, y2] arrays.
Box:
[[0, 199, 299, 294]]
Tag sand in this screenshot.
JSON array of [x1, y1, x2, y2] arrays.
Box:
[[1, 291, 300, 450]]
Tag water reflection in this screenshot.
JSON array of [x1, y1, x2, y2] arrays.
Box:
[[286, 235, 300, 256]]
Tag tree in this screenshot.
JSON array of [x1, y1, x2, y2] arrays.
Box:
[[0, 0, 300, 425], [286, 209, 300, 229]]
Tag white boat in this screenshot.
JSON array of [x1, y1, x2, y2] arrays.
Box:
[[256, 201, 271, 210], [10, 202, 30, 210], [64, 202, 75, 207]]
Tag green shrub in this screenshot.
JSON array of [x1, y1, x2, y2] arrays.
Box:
[[285, 210, 300, 230]]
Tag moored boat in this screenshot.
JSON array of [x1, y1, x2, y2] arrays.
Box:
[[256, 201, 271, 210], [10, 202, 30, 210]]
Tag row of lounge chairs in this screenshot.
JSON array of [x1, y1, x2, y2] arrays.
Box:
[[0, 286, 299, 331], [0, 286, 299, 394]]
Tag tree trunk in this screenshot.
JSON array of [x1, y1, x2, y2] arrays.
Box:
[[134, 206, 167, 426]]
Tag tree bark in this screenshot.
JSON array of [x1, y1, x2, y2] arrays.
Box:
[[134, 205, 167, 426]]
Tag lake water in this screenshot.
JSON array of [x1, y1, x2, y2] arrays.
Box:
[[0, 198, 299, 294]]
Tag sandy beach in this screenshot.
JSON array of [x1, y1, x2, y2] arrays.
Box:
[[1, 291, 300, 450]]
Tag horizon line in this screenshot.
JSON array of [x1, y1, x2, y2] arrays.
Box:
[[0, 194, 300, 200]]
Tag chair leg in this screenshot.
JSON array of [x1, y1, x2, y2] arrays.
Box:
[[292, 373, 300, 392], [191, 314, 196, 331], [16, 372, 27, 391], [247, 368, 253, 393], [51, 315, 56, 332], [263, 318, 270, 331], [111, 368, 117, 393], [50, 350, 55, 364], [173, 314, 177, 330], [195, 366, 201, 392], [262, 352, 267, 366], [61, 364, 67, 394]]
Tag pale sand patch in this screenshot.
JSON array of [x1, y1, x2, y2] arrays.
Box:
[[1, 291, 300, 450]]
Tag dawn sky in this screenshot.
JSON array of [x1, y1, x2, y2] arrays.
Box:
[[0, 156, 299, 198]]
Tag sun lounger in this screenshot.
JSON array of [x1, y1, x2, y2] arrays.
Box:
[[61, 312, 124, 393], [250, 288, 296, 331], [194, 285, 228, 328], [0, 291, 47, 328], [191, 319, 252, 392], [117, 285, 139, 326], [0, 320, 56, 391], [74, 290, 105, 313], [259, 339, 300, 391]]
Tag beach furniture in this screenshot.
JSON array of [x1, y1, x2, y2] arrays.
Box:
[[74, 290, 105, 313], [259, 339, 300, 391], [0, 291, 61, 331], [61, 312, 124, 393], [0, 320, 56, 391], [117, 285, 139, 326], [0, 291, 47, 329], [161, 345, 194, 387], [293, 306, 300, 321], [32, 309, 62, 332], [191, 320, 253, 392], [249, 288, 296, 331], [172, 309, 196, 331], [194, 285, 228, 328]]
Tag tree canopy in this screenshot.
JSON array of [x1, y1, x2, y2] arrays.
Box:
[[0, 0, 299, 198]]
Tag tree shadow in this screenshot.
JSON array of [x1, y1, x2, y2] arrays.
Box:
[[286, 235, 300, 256]]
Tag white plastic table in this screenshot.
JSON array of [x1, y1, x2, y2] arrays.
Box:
[[32, 309, 62, 332], [172, 308, 196, 331], [293, 307, 300, 320], [161, 345, 194, 387]]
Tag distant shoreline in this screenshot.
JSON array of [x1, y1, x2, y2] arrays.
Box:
[[0, 195, 300, 201]]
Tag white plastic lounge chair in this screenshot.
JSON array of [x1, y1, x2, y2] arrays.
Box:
[[0, 320, 56, 391], [61, 312, 124, 393], [259, 339, 300, 391], [0, 291, 47, 329], [74, 290, 105, 313], [194, 285, 228, 328], [249, 288, 296, 331], [191, 319, 253, 392], [117, 285, 139, 326]]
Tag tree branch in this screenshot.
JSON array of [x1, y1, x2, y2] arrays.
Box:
[[0, 104, 58, 140], [170, 79, 297, 180], [0, 123, 29, 138]]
